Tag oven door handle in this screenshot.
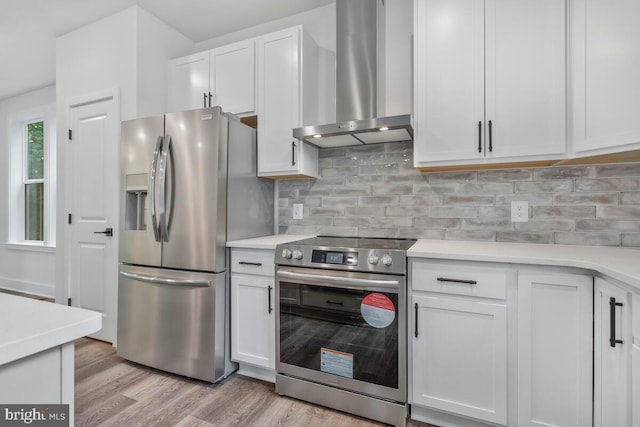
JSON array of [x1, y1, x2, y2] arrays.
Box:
[[277, 270, 399, 290]]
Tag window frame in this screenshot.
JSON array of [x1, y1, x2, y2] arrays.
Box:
[[7, 105, 56, 250]]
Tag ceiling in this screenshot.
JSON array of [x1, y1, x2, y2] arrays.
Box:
[[0, 0, 335, 101]]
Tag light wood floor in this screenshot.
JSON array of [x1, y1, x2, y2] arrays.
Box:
[[75, 338, 433, 427]]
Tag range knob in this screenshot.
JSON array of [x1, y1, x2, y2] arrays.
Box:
[[368, 254, 379, 265], [292, 249, 303, 260], [381, 254, 393, 266], [282, 248, 292, 259]]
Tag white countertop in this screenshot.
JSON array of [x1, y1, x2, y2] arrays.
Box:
[[0, 294, 102, 366], [227, 235, 315, 250], [409, 239, 640, 289]]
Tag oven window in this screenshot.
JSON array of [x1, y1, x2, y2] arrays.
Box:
[[279, 281, 399, 389]]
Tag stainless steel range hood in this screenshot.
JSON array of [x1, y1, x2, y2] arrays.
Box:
[[293, 0, 413, 148]]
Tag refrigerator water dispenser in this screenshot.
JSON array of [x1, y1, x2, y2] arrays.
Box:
[[125, 173, 148, 231]]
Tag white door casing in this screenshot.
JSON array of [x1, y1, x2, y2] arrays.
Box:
[[66, 90, 120, 343]]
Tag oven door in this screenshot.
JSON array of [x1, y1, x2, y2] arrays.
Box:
[[275, 266, 406, 403]]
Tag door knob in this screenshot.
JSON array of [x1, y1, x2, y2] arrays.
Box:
[[94, 227, 113, 237]]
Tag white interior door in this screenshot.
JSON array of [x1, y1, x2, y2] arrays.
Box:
[[68, 93, 119, 343]]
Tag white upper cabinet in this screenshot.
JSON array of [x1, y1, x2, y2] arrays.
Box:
[[168, 39, 255, 115], [414, 0, 567, 169], [168, 51, 210, 113], [571, 0, 640, 156], [209, 40, 255, 115], [256, 26, 319, 179]]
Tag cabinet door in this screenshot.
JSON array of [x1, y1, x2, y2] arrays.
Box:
[[256, 27, 303, 176], [412, 295, 507, 425], [168, 51, 210, 112], [485, 0, 566, 160], [594, 277, 631, 427], [210, 40, 255, 115], [517, 273, 592, 427], [231, 274, 275, 369], [572, 0, 640, 155], [414, 0, 485, 165], [633, 293, 640, 427]]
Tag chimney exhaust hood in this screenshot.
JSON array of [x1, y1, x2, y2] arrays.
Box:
[[293, 0, 413, 148]]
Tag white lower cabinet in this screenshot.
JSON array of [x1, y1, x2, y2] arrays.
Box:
[[230, 249, 276, 382], [410, 259, 508, 426], [594, 277, 632, 427], [412, 294, 507, 425], [517, 272, 592, 427], [633, 293, 640, 427], [410, 259, 595, 427]]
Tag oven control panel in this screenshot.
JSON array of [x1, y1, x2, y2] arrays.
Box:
[[311, 250, 358, 266]]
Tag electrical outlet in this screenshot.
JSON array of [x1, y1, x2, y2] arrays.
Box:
[[292, 203, 303, 220], [511, 201, 529, 222]]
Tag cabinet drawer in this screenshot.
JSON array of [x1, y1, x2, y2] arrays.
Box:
[[231, 249, 275, 276], [411, 260, 507, 300]]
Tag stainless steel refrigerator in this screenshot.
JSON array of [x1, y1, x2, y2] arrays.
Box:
[[117, 106, 273, 383]]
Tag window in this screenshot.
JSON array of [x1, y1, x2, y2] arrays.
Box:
[[25, 121, 45, 241], [8, 105, 56, 250]]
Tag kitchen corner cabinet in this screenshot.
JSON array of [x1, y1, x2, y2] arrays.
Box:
[[410, 260, 508, 426], [571, 0, 640, 157], [413, 0, 566, 169], [517, 272, 592, 427], [230, 248, 277, 382], [633, 293, 640, 427], [256, 26, 319, 179], [594, 277, 632, 427], [168, 39, 255, 115]]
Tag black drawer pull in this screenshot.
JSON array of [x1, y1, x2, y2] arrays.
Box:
[[238, 261, 262, 267], [326, 300, 343, 306], [414, 302, 419, 338], [478, 121, 482, 153], [268, 285, 273, 314], [437, 277, 477, 285], [610, 297, 624, 347]]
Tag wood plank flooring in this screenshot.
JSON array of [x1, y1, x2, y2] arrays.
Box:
[[75, 338, 433, 427]]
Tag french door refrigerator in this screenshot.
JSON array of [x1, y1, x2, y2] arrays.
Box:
[[117, 107, 273, 382]]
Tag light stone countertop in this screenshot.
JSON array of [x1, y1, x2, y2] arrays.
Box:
[[409, 239, 640, 290], [226, 235, 315, 250], [0, 293, 102, 366], [225, 235, 640, 290]]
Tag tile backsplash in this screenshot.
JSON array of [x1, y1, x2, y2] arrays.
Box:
[[278, 141, 640, 247]]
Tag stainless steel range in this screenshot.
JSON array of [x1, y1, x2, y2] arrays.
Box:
[[274, 236, 416, 427]]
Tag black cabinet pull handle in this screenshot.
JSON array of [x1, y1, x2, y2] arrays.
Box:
[[488, 120, 493, 152], [437, 277, 477, 285], [268, 285, 273, 314], [238, 261, 262, 267], [291, 141, 297, 166], [610, 297, 624, 347], [414, 302, 419, 338], [94, 227, 113, 237], [203, 92, 208, 108], [478, 121, 482, 153], [208, 92, 212, 108], [326, 300, 343, 306]]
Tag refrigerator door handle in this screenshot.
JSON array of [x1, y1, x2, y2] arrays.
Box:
[[158, 134, 172, 242], [149, 135, 163, 242], [120, 271, 212, 287]]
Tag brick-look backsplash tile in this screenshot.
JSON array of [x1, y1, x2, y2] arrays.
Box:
[[276, 142, 640, 247]]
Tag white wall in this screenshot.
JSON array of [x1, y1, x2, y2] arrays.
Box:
[[54, 5, 194, 304], [136, 8, 194, 118], [385, 0, 413, 116], [0, 85, 57, 297], [195, 4, 336, 52]]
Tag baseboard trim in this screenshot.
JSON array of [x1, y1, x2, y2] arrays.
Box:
[[0, 277, 55, 299]]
